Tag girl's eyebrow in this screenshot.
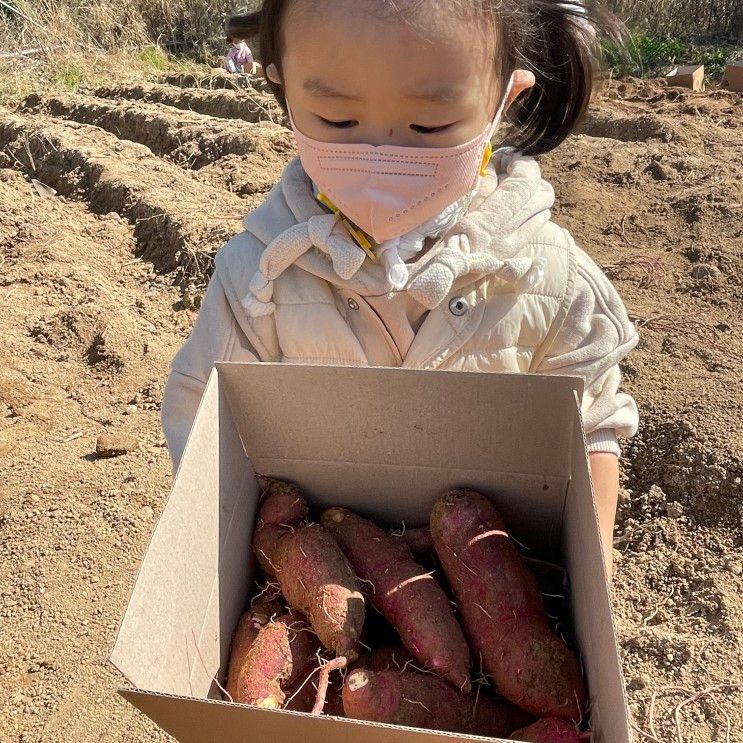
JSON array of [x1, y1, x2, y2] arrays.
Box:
[[408, 84, 462, 103], [303, 78, 362, 101]]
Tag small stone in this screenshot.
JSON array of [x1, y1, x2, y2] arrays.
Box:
[[648, 485, 666, 504], [691, 263, 723, 283], [628, 676, 648, 690], [139, 506, 154, 520], [724, 559, 742, 576], [96, 434, 140, 459], [617, 487, 631, 506], [665, 502, 684, 519], [123, 405, 137, 415]]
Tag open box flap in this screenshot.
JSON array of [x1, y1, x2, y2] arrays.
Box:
[[564, 392, 632, 740], [110, 370, 258, 696], [218, 363, 584, 534], [218, 363, 582, 477], [118, 689, 513, 743]]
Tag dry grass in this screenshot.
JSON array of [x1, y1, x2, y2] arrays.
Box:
[[0, 47, 207, 106], [0, 0, 738, 106], [608, 0, 741, 38], [0, 1, 245, 105], [0, 1, 260, 57]]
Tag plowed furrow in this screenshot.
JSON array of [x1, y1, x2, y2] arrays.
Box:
[[0, 112, 245, 290], [23, 92, 294, 170], [93, 82, 286, 125], [159, 71, 272, 94]]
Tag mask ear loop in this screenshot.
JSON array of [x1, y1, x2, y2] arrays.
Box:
[[489, 71, 516, 135], [480, 72, 516, 175]]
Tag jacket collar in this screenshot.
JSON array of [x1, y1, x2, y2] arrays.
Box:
[[241, 150, 555, 317]]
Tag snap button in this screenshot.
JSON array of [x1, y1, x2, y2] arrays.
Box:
[[347, 297, 359, 311], [448, 297, 469, 316]]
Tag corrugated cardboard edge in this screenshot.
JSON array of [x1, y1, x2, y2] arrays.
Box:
[[107, 370, 222, 684], [109, 367, 250, 694], [117, 688, 512, 743], [570, 390, 632, 741]]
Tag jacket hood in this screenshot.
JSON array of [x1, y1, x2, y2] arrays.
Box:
[[241, 149, 555, 317]]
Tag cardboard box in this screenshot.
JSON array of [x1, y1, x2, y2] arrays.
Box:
[[110, 363, 632, 742], [665, 64, 705, 91], [721, 60, 743, 92]]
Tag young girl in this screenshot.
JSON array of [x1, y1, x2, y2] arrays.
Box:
[[224, 35, 254, 74], [163, 0, 638, 576]]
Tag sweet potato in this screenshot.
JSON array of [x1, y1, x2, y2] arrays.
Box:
[[430, 490, 587, 720], [390, 526, 434, 555], [226, 597, 283, 700], [258, 479, 308, 527], [363, 644, 414, 672], [342, 669, 532, 737], [322, 507, 472, 692], [253, 485, 365, 657], [231, 610, 319, 708], [511, 718, 583, 742]]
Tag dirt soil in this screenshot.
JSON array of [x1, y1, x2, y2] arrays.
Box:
[[0, 73, 740, 742]]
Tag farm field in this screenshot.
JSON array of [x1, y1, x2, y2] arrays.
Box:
[[0, 70, 741, 742]]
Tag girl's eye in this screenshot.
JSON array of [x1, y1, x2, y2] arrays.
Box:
[[318, 117, 358, 129], [410, 123, 453, 134]]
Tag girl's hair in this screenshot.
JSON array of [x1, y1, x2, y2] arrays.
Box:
[[227, 0, 622, 156]]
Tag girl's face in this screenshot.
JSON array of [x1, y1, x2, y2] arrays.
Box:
[[274, 0, 508, 148]]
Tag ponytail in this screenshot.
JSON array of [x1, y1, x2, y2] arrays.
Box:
[[505, 1, 621, 155]]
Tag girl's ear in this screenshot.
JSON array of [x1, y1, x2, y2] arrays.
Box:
[[504, 69, 535, 111], [266, 64, 282, 85]]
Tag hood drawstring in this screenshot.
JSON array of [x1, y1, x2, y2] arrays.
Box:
[[241, 212, 364, 317], [406, 233, 547, 310], [242, 218, 546, 318]]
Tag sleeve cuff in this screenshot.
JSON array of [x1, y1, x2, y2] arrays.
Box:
[[585, 428, 621, 457]]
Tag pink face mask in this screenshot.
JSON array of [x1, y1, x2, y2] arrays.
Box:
[[290, 75, 514, 243]]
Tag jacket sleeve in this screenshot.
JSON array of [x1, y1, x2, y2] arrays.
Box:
[[161, 273, 260, 474], [535, 246, 639, 457]]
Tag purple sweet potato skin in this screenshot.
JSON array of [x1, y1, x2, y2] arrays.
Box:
[[322, 508, 472, 692], [252, 487, 365, 657], [363, 644, 414, 672], [232, 610, 319, 708], [342, 669, 532, 737], [390, 526, 434, 555], [277, 524, 365, 657], [510, 717, 582, 742], [259, 480, 308, 527], [475, 696, 535, 739], [430, 490, 587, 720]]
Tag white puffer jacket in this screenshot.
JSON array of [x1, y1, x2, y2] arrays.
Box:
[[162, 150, 639, 471]]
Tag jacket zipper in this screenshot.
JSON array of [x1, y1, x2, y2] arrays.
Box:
[[352, 294, 404, 366]]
